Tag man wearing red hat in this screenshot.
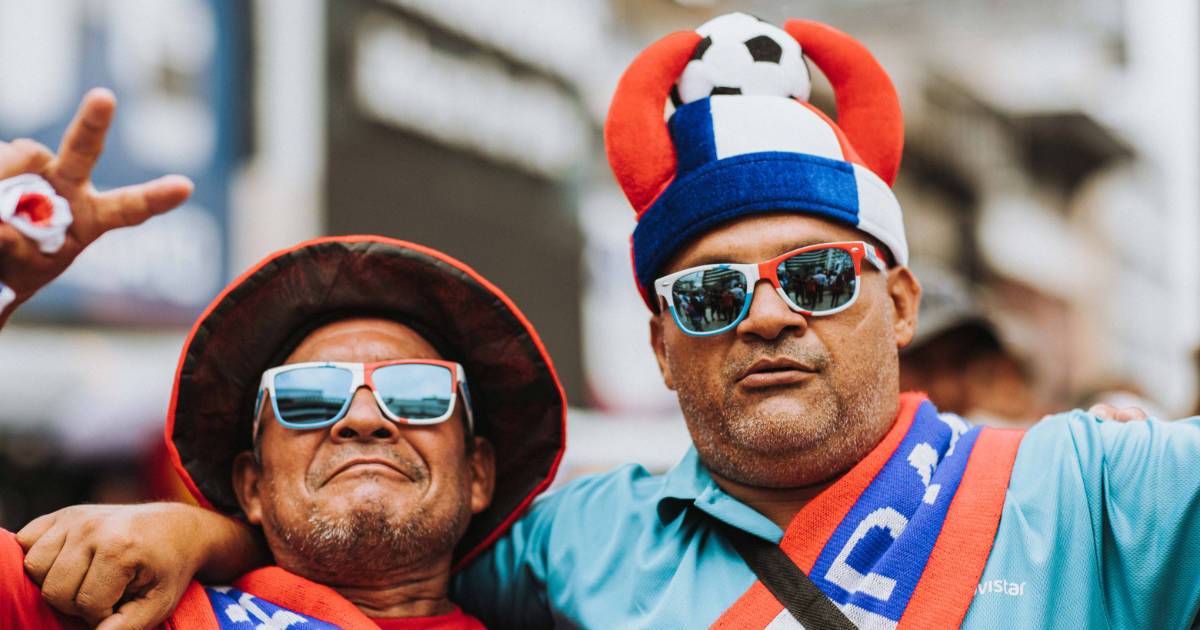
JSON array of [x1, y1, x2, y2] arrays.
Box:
[[12, 13, 1200, 630], [0, 94, 566, 629]]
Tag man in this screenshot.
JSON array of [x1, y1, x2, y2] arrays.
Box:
[[4, 234, 567, 629], [0, 90, 566, 629], [19, 13, 1200, 630]]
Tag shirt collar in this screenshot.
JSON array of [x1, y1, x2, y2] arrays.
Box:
[[655, 446, 784, 543]]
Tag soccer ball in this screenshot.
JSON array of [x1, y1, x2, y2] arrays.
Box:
[[673, 13, 811, 106]]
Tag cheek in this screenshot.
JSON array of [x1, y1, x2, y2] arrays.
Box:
[[822, 294, 896, 375], [405, 426, 467, 481], [261, 434, 324, 495], [664, 333, 728, 386]]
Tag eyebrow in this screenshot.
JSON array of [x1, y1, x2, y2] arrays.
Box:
[[678, 239, 837, 268]]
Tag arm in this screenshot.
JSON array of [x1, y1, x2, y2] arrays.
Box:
[[0, 88, 191, 330], [452, 493, 560, 630], [16, 502, 268, 630], [1061, 412, 1200, 628]]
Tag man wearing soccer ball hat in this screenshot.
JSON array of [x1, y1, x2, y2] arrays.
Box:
[[15, 13, 1200, 630], [458, 12, 1200, 629]]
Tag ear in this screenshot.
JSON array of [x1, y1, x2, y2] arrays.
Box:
[[467, 437, 496, 515], [648, 313, 676, 390], [887, 266, 921, 349], [232, 451, 265, 526]]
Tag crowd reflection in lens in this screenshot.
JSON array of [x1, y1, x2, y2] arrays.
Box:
[[778, 248, 856, 312], [672, 266, 748, 333], [670, 248, 859, 333]]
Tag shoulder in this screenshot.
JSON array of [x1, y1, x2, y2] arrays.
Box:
[[0, 529, 81, 629], [506, 462, 673, 550], [528, 463, 668, 517], [1021, 410, 1200, 468], [1010, 410, 1200, 516]]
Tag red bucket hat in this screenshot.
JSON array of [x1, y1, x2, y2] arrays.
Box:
[[164, 235, 567, 568]]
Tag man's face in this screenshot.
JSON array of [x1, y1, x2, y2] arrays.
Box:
[[232, 318, 494, 584], [650, 214, 920, 488]]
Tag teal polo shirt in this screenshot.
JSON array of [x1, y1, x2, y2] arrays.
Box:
[[454, 411, 1200, 629]]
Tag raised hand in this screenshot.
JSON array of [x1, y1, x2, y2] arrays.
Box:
[[0, 88, 193, 327]]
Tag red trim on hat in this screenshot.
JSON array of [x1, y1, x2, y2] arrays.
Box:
[[630, 234, 657, 311], [784, 20, 904, 186], [164, 235, 568, 568], [605, 30, 701, 216]]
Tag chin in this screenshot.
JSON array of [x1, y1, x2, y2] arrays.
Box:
[[732, 392, 839, 444], [688, 400, 846, 487], [342, 476, 417, 500]]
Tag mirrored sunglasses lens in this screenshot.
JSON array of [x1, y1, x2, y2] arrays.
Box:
[[373, 364, 455, 420], [671, 267, 749, 333], [273, 366, 354, 426], [776, 247, 856, 313]]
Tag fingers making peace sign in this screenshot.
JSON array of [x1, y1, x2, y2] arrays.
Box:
[[0, 88, 193, 326]]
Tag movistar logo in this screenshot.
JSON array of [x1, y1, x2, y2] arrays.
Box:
[[976, 579, 1026, 597]]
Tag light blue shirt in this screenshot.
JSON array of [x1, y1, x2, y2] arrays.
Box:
[[454, 412, 1200, 629]]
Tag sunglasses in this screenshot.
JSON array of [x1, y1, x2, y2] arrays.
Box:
[[654, 241, 888, 336], [253, 359, 475, 433]]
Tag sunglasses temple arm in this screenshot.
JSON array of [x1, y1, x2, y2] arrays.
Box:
[[251, 389, 266, 445], [459, 379, 477, 436]]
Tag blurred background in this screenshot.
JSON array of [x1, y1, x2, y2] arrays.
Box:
[[0, 0, 1197, 528]]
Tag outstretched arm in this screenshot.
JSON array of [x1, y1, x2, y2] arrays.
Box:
[[16, 502, 267, 630], [0, 88, 192, 330]]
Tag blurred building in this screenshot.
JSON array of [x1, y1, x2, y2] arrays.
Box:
[[0, 0, 1197, 520]]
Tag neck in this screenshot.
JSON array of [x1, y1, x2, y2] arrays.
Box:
[[332, 577, 457, 619], [705, 398, 904, 530], [709, 469, 841, 530], [279, 553, 458, 619]]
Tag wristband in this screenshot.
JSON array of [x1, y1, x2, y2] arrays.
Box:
[[0, 174, 73, 254]]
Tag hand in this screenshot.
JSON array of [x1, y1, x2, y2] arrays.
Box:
[[1088, 403, 1149, 422], [0, 88, 193, 325], [16, 502, 261, 630]]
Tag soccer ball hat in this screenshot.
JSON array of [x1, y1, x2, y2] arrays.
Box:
[[606, 13, 907, 309], [165, 236, 566, 570]]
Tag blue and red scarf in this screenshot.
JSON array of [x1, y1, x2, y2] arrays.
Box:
[[166, 568, 400, 630], [713, 393, 1025, 629]]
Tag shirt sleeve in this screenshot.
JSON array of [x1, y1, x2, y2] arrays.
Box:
[[0, 528, 82, 629], [1063, 412, 1200, 627], [451, 490, 562, 630]]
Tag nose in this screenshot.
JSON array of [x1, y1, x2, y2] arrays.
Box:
[[328, 386, 402, 443], [735, 279, 809, 340]]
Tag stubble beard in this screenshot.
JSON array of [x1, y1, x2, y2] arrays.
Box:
[[677, 344, 897, 489], [263, 479, 468, 585]]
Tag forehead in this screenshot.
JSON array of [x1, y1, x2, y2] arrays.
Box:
[[665, 213, 868, 272], [285, 317, 443, 364]]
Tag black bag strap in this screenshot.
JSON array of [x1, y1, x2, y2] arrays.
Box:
[[716, 520, 858, 629]]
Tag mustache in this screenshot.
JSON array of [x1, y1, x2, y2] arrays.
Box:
[[723, 340, 831, 380], [310, 450, 430, 488]]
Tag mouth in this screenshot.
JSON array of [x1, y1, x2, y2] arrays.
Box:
[[736, 357, 818, 389], [326, 458, 414, 484]]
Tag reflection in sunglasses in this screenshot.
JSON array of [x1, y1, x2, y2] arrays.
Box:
[[777, 249, 856, 313], [668, 246, 861, 335]]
